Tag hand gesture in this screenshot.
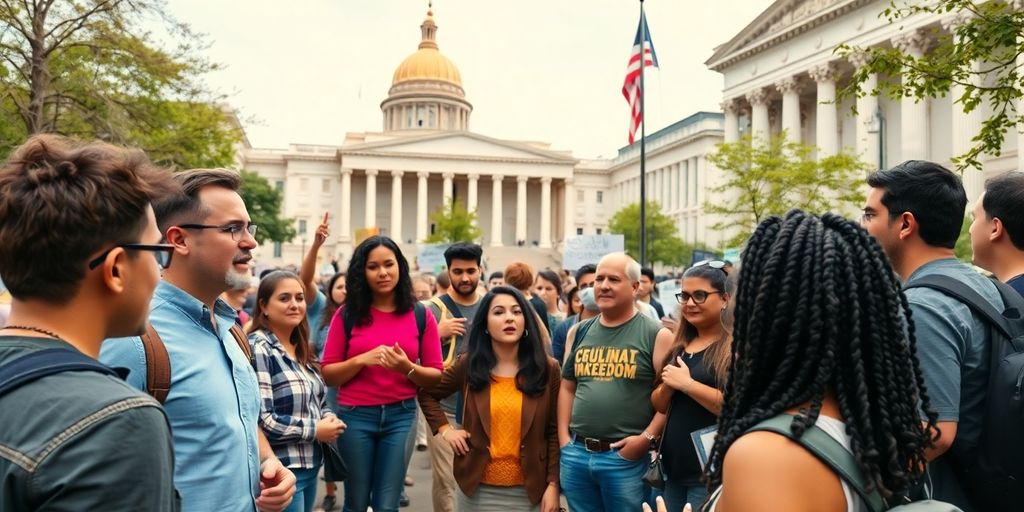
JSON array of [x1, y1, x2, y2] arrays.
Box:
[[540, 483, 560, 512], [443, 428, 472, 455], [256, 457, 296, 512], [316, 416, 346, 442], [662, 356, 694, 393], [313, 212, 330, 246], [661, 317, 679, 333], [438, 316, 466, 338], [380, 343, 413, 374], [641, 496, 692, 512], [358, 345, 388, 367]]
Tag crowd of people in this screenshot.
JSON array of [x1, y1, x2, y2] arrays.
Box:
[[1, 133, 1023, 512]]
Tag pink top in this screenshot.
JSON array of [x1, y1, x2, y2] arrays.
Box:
[[322, 306, 443, 406]]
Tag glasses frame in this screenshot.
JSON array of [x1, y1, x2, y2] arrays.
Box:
[[178, 222, 258, 241], [88, 244, 175, 270], [676, 290, 724, 305]]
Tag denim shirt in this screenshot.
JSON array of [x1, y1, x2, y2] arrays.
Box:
[[100, 280, 261, 512]]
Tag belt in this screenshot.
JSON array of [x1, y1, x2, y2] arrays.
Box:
[[571, 432, 619, 452]]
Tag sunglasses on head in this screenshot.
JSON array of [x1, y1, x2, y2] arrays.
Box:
[[691, 259, 729, 275]]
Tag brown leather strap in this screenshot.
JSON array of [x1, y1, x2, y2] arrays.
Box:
[[229, 325, 254, 367], [140, 323, 171, 404]]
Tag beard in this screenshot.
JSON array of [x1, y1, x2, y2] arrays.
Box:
[[225, 267, 251, 290], [453, 281, 477, 299]]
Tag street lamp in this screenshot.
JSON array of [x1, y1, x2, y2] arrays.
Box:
[[865, 105, 886, 171]]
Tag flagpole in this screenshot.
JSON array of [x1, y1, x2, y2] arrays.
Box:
[[638, 0, 648, 268]]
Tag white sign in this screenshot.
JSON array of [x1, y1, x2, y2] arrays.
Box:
[[417, 244, 450, 274], [562, 235, 625, 271]]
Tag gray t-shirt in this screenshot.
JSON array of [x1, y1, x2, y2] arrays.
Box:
[[905, 258, 1003, 511], [0, 336, 178, 511], [427, 294, 481, 415]]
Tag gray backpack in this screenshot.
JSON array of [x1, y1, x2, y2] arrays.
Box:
[[704, 414, 962, 512]]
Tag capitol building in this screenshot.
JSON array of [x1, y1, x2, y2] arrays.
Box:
[[238, 0, 1022, 271]]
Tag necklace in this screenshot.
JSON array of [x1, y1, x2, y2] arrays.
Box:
[[1, 325, 68, 343]]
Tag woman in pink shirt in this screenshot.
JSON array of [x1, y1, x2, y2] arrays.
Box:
[[321, 236, 443, 512]]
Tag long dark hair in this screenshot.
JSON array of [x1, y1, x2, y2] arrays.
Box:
[[319, 271, 346, 332], [667, 264, 731, 388], [465, 286, 549, 397], [706, 211, 938, 499], [249, 270, 317, 370], [343, 236, 415, 328]]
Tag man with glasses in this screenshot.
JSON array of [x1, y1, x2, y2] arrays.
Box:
[[102, 168, 296, 512], [0, 135, 178, 509], [558, 253, 673, 512]]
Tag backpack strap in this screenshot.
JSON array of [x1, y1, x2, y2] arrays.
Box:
[[570, 316, 598, 355], [437, 294, 465, 319], [429, 296, 459, 367], [414, 302, 426, 363], [342, 309, 354, 361], [748, 415, 886, 512], [141, 323, 171, 404], [0, 349, 120, 398], [904, 275, 1014, 339], [229, 324, 254, 367]]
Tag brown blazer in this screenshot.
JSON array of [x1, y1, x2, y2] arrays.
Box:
[[418, 354, 561, 505]]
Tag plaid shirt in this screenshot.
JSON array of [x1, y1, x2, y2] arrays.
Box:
[[250, 329, 333, 469]]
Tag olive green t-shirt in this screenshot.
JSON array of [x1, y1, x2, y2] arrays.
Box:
[[562, 313, 661, 440]]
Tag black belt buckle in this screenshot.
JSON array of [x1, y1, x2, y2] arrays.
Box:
[[584, 437, 603, 452]]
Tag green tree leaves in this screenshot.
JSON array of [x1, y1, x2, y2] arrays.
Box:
[[424, 198, 483, 244], [238, 170, 295, 244], [607, 201, 692, 267]]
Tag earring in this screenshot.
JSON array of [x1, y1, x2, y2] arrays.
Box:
[[522, 329, 529, 339]]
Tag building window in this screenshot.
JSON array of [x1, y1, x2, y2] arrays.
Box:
[[273, 242, 282, 258], [576, 190, 584, 202], [275, 180, 284, 191], [576, 228, 584, 235], [298, 219, 307, 235], [596, 191, 604, 204], [300, 178, 308, 191], [596, 228, 603, 235], [322, 179, 331, 193]]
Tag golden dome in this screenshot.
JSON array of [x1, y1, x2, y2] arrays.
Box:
[[391, 8, 463, 87]]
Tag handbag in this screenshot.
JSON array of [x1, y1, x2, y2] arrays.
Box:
[[321, 439, 348, 482], [642, 403, 670, 489]]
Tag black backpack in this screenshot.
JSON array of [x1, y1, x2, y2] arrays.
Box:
[[904, 275, 1024, 509], [341, 302, 428, 361]]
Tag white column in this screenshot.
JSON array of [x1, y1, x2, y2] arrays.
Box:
[[390, 171, 403, 240], [1017, 1, 1024, 172], [892, 29, 929, 160], [339, 168, 352, 242], [850, 52, 880, 169], [776, 76, 801, 143], [515, 176, 528, 245], [722, 99, 740, 143], [491, 175, 504, 247], [809, 62, 838, 157], [416, 172, 429, 242], [467, 174, 479, 225], [944, 13, 985, 203], [442, 173, 454, 205], [364, 169, 377, 228], [747, 88, 770, 144], [563, 177, 576, 241], [540, 177, 552, 248]]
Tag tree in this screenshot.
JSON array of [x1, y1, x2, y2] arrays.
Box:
[[424, 198, 482, 244], [837, 0, 1024, 170], [607, 201, 690, 267], [955, 216, 973, 263], [239, 170, 295, 244], [705, 133, 867, 247], [0, 0, 239, 166]]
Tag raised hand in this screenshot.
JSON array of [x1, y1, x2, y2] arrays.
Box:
[[314, 211, 330, 246]]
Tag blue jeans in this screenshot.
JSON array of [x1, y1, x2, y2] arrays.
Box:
[[663, 480, 708, 512], [336, 398, 416, 512], [559, 440, 648, 512], [284, 467, 320, 512]]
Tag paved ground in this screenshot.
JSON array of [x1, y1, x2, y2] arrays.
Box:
[[312, 444, 435, 512]]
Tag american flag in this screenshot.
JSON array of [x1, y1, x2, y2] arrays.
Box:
[[622, 11, 659, 145]]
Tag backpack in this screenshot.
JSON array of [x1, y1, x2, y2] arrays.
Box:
[[703, 414, 963, 512], [341, 302, 428, 362], [428, 295, 463, 368], [903, 275, 1024, 509], [0, 349, 122, 398], [140, 322, 252, 404]]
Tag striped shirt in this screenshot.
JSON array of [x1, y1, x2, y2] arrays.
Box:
[[250, 329, 332, 469]]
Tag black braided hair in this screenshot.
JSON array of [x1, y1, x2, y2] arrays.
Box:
[[706, 210, 938, 499]]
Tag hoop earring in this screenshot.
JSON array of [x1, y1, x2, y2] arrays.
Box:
[[522, 329, 529, 339]]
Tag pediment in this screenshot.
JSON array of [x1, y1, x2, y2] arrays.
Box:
[[341, 131, 577, 163]]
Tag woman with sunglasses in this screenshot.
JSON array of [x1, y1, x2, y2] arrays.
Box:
[[650, 261, 732, 511]]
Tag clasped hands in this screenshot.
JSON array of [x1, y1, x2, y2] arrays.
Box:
[[360, 343, 414, 374]]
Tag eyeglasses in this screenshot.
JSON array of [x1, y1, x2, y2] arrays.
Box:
[[88, 244, 175, 270], [178, 222, 258, 241], [691, 259, 729, 275], [676, 290, 724, 305]]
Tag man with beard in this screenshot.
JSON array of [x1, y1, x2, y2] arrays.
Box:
[[101, 169, 296, 512], [425, 242, 484, 512]]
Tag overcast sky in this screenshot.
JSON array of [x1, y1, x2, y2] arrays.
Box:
[[166, 0, 772, 159]]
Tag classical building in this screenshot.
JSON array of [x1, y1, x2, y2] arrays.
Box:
[[706, 0, 1023, 203], [239, 7, 728, 271]]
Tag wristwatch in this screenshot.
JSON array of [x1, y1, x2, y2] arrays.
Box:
[[641, 430, 657, 446]]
